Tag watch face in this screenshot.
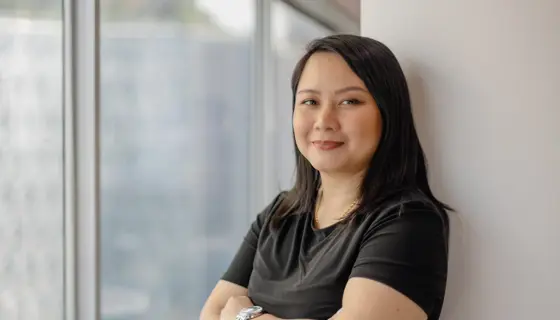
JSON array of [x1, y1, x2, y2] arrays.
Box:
[[240, 306, 263, 315]]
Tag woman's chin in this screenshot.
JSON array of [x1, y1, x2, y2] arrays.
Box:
[[310, 161, 346, 174]]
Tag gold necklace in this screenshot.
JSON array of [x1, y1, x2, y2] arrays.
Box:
[[313, 189, 359, 227]]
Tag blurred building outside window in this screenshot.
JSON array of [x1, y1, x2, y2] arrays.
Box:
[[0, 1, 64, 319]]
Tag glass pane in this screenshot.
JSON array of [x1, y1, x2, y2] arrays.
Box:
[[271, 1, 332, 190], [0, 1, 64, 320], [99, 0, 254, 319]]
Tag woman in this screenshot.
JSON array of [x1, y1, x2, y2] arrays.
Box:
[[200, 34, 451, 320]]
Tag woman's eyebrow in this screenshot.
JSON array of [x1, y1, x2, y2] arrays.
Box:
[[296, 86, 368, 95], [334, 86, 368, 94]]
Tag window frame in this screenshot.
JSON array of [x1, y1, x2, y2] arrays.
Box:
[[63, 0, 100, 319], [282, 0, 360, 34]]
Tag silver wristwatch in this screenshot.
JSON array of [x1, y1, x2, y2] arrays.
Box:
[[235, 306, 263, 320]]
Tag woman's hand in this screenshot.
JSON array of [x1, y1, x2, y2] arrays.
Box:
[[218, 296, 318, 320], [219, 295, 254, 320]]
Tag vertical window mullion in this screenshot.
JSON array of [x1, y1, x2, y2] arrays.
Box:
[[64, 0, 100, 319], [252, 0, 275, 217]]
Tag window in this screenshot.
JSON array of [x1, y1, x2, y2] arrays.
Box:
[[0, 1, 64, 319], [0, 0, 356, 319], [100, 0, 255, 318]]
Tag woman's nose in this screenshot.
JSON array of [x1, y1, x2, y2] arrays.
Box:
[[314, 105, 339, 131]]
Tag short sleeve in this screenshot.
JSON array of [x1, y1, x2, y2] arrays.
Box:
[[350, 205, 449, 316], [221, 192, 285, 287]]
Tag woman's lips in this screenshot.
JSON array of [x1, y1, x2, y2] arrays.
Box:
[[312, 140, 344, 150]]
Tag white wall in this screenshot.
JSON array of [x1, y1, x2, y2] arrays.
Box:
[[362, 1, 560, 319]]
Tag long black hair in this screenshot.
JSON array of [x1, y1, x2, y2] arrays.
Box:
[[270, 34, 452, 228]]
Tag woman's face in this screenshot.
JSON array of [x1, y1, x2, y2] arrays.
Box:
[[293, 52, 382, 175]]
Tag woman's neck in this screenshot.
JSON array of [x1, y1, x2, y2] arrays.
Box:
[[317, 171, 364, 219], [320, 171, 363, 199]]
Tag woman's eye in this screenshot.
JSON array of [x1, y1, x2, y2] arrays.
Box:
[[302, 99, 317, 105], [341, 99, 361, 105]]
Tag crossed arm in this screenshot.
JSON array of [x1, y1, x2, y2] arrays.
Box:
[[200, 202, 445, 320], [199, 277, 427, 320]]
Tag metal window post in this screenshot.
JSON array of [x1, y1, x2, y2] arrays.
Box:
[[252, 0, 276, 217], [63, 0, 100, 319]]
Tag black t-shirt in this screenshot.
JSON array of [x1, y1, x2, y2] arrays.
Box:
[[222, 192, 449, 320]]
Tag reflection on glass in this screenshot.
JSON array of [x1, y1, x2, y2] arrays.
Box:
[[271, 1, 331, 190], [100, 0, 254, 318], [0, 1, 64, 320]]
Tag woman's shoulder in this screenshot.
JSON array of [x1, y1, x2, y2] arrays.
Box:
[[253, 191, 290, 227], [360, 189, 449, 235]]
